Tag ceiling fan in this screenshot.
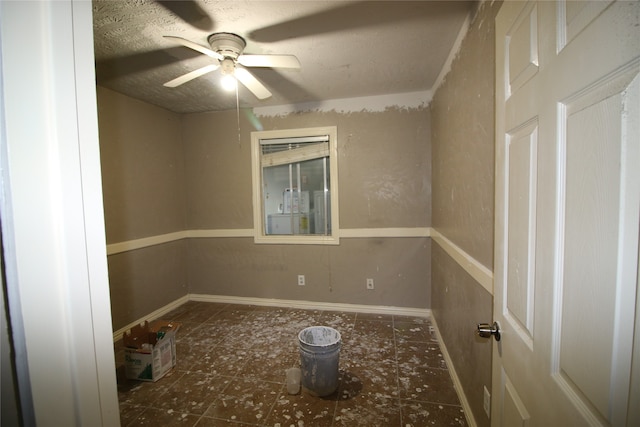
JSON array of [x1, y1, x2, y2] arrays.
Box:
[[163, 32, 300, 99]]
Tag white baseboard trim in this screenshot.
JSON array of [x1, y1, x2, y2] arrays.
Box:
[[429, 315, 478, 427], [112, 294, 190, 341], [189, 294, 431, 318], [113, 294, 429, 341]]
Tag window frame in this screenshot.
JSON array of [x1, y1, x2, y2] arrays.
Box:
[[251, 126, 340, 245]]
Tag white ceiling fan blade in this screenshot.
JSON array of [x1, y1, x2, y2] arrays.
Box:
[[163, 64, 219, 87], [163, 36, 224, 60], [234, 67, 272, 99], [237, 54, 300, 69]]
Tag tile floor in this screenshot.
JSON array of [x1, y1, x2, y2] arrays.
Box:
[[115, 301, 468, 426]]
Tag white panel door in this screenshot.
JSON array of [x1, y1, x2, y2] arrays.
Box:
[[494, 1, 639, 426]]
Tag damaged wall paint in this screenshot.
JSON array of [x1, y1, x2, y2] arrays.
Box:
[[183, 107, 431, 230], [430, 1, 502, 427], [186, 238, 430, 309], [98, 87, 432, 330], [253, 91, 432, 117]]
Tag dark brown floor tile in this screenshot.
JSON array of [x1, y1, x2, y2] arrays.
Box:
[[247, 304, 287, 312], [248, 307, 289, 323], [118, 370, 183, 406], [355, 312, 393, 322], [206, 347, 252, 376], [396, 341, 446, 369], [202, 378, 282, 424], [393, 319, 436, 343], [175, 341, 223, 374], [335, 369, 363, 400], [318, 311, 357, 330], [392, 314, 430, 322], [285, 308, 323, 322], [219, 303, 256, 311], [117, 303, 466, 426], [400, 400, 468, 426], [165, 301, 218, 317], [339, 361, 399, 398], [265, 389, 337, 427], [206, 308, 255, 323], [119, 403, 147, 426], [215, 327, 265, 351], [151, 372, 232, 415], [169, 302, 224, 323], [334, 393, 401, 426], [178, 323, 229, 347], [398, 366, 459, 404], [194, 416, 258, 426], [342, 334, 396, 362], [175, 321, 210, 339], [238, 348, 299, 383], [352, 319, 394, 338], [125, 406, 201, 426]]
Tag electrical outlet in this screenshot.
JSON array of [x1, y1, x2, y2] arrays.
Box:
[[298, 275, 305, 286], [483, 385, 491, 417], [366, 278, 374, 290]]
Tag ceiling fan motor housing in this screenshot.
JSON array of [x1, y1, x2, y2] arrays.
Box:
[[207, 32, 246, 60]]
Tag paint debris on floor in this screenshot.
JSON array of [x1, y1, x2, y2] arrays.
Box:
[[115, 301, 468, 426]]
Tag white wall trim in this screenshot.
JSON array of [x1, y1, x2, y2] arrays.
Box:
[[106, 227, 493, 299], [186, 229, 255, 238], [429, 314, 478, 427], [431, 229, 494, 295], [106, 227, 433, 255], [106, 231, 186, 255], [340, 227, 431, 238], [113, 294, 430, 341], [112, 294, 190, 341]]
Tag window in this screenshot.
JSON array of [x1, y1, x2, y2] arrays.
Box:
[[251, 126, 339, 244]]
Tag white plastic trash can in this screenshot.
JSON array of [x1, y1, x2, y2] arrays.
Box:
[[298, 326, 341, 396]]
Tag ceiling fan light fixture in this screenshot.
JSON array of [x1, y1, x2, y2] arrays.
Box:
[[220, 57, 237, 91], [207, 32, 246, 59], [163, 31, 296, 100], [220, 73, 237, 91]]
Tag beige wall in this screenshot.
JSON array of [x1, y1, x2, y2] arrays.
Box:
[[187, 238, 429, 307], [430, 2, 502, 427], [98, 87, 186, 242], [97, 87, 187, 329], [98, 88, 431, 329], [183, 108, 431, 229], [183, 107, 431, 307]]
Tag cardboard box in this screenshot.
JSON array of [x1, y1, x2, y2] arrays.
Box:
[[123, 320, 180, 382]]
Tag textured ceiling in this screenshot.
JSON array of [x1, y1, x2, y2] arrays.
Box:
[[93, 0, 474, 114]]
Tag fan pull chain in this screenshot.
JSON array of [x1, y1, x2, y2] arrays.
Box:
[[235, 80, 241, 145]]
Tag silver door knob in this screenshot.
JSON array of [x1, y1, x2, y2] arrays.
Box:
[[476, 322, 501, 341]]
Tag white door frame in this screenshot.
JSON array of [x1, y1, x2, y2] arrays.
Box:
[[0, 1, 119, 425]]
